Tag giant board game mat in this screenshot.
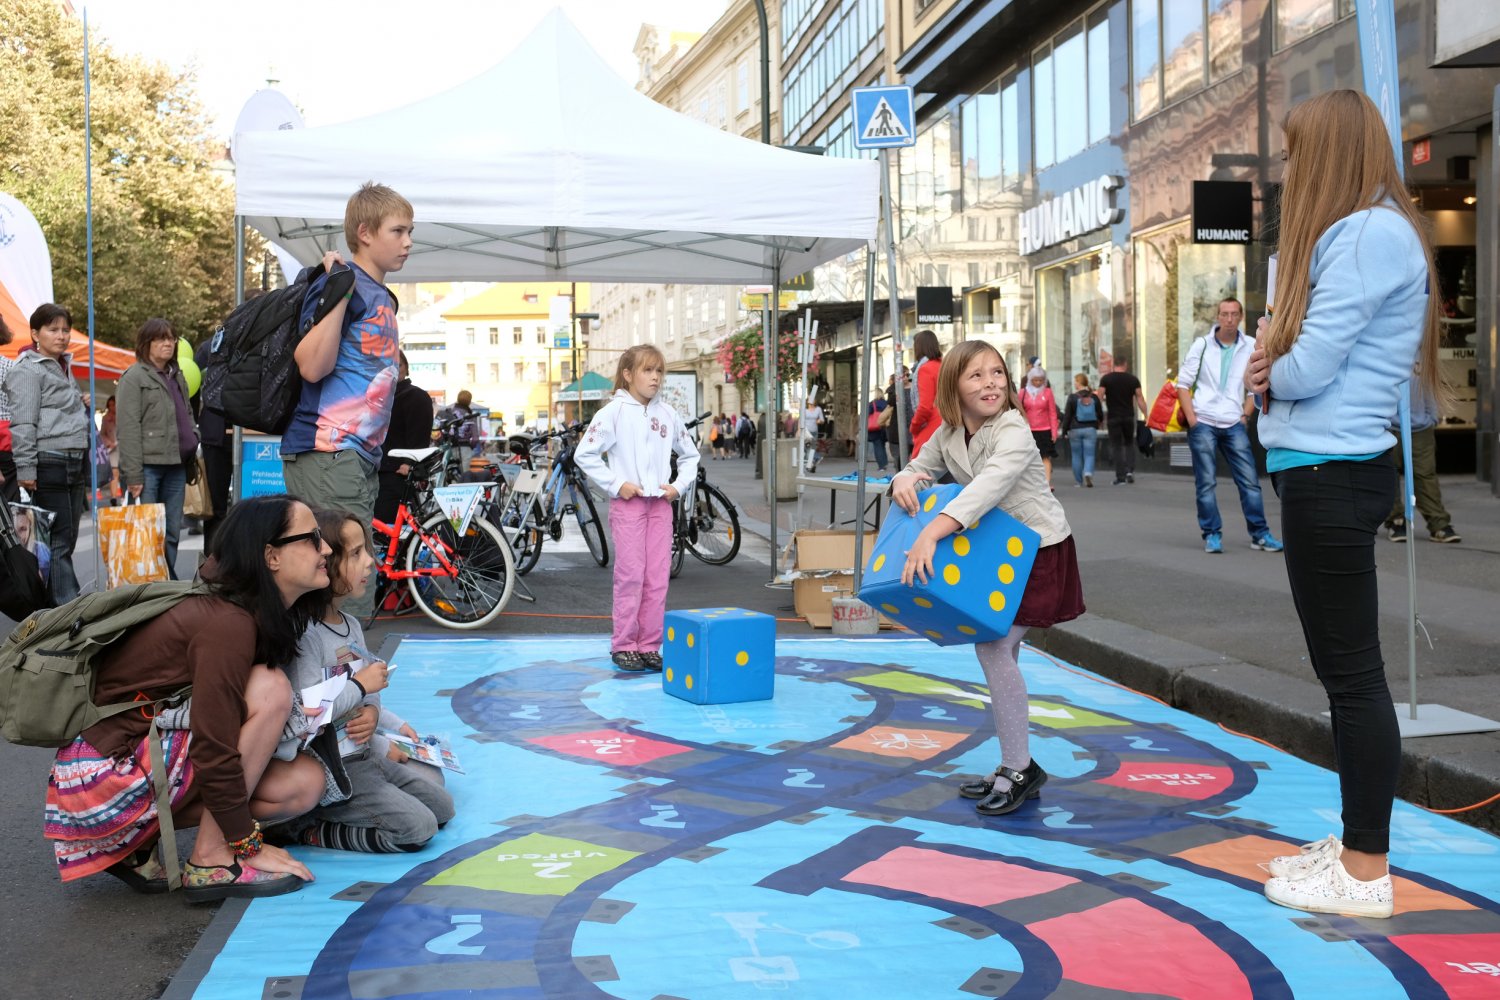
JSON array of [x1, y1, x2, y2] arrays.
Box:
[[173, 635, 1500, 999]]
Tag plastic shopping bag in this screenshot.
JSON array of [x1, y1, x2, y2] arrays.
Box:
[[97, 498, 170, 587]]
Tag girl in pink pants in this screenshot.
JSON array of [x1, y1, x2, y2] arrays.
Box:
[[574, 345, 700, 672]]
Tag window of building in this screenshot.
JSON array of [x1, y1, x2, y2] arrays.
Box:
[[736, 58, 751, 114], [1275, 0, 1353, 49], [1133, 220, 1245, 383], [465, 327, 476, 346], [781, 0, 885, 139], [489, 363, 499, 381], [513, 362, 524, 381], [1032, 5, 1111, 170], [535, 362, 546, 381], [488, 326, 499, 346], [717, 297, 726, 324], [1133, 0, 1241, 120], [513, 327, 523, 344], [466, 363, 476, 383], [561, 360, 573, 381], [900, 114, 955, 232], [537, 328, 546, 344]]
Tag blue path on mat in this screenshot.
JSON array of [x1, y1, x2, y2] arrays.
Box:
[[186, 635, 1500, 999]]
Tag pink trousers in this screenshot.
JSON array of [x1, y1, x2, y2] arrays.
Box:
[[609, 496, 673, 652]]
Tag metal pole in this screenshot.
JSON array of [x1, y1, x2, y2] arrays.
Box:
[[752, 0, 771, 145], [83, 8, 101, 591], [231, 217, 245, 503], [852, 240, 878, 592], [880, 149, 910, 467], [1400, 386, 1418, 720], [767, 261, 782, 579]]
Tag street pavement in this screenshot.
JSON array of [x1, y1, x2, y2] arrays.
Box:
[[2, 443, 1495, 998]]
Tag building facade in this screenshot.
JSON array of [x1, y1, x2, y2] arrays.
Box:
[[886, 0, 1497, 477]]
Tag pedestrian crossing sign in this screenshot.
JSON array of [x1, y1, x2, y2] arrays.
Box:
[[853, 86, 915, 150]]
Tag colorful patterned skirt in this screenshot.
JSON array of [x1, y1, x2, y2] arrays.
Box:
[[44, 730, 194, 882]]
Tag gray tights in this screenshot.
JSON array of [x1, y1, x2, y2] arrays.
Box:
[[974, 625, 1031, 792]]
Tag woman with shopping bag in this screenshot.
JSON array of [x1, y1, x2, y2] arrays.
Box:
[[116, 319, 198, 580]]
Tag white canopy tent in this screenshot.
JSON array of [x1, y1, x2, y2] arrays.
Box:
[[233, 9, 879, 285]]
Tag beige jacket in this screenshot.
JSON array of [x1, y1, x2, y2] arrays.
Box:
[[897, 408, 1072, 547]]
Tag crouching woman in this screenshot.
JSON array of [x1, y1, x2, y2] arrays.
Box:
[[44, 495, 328, 902]]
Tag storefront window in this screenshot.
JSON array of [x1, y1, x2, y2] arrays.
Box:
[[1133, 221, 1245, 385], [1209, 0, 1242, 80], [1133, 0, 1241, 119], [1038, 247, 1119, 390], [1088, 11, 1112, 144], [1034, 7, 1112, 168], [1275, 0, 1353, 50], [1133, 0, 1162, 118], [1034, 45, 1055, 169], [1162, 0, 1206, 105], [1001, 74, 1022, 185]]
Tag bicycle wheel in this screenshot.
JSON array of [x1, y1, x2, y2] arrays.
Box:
[[404, 514, 514, 629], [669, 500, 686, 578], [512, 523, 545, 575], [569, 475, 609, 567], [686, 482, 741, 565]]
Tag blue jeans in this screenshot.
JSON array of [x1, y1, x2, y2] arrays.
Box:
[[1187, 421, 1269, 539], [866, 434, 889, 471], [141, 463, 186, 580], [1068, 427, 1097, 483]]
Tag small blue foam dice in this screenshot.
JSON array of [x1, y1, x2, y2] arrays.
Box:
[[857, 482, 1041, 646], [662, 608, 776, 704]]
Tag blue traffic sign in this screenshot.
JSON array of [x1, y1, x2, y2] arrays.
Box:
[[852, 86, 915, 150]]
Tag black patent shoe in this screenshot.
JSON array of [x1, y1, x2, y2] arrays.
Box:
[[958, 768, 1000, 800], [638, 651, 664, 672], [611, 651, 647, 672], [974, 760, 1048, 816]]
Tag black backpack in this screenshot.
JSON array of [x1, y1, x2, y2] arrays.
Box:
[[200, 263, 356, 434]]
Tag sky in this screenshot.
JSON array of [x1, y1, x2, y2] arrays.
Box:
[[77, 0, 728, 137]]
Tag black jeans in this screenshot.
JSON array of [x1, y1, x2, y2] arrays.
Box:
[[201, 442, 233, 554], [1272, 455, 1398, 855], [34, 453, 87, 603], [0, 449, 18, 504], [1107, 421, 1136, 479]]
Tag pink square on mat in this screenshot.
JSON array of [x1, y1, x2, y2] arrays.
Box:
[[528, 728, 693, 766], [844, 846, 1078, 908]]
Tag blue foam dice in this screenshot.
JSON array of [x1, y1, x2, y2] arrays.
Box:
[[857, 482, 1041, 646], [661, 608, 776, 704]]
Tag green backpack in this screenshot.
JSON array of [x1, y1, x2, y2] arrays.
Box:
[[0, 580, 206, 747]]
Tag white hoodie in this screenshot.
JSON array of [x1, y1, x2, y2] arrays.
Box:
[[574, 389, 701, 499]]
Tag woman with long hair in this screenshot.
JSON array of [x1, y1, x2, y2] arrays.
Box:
[[44, 495, 327, 902], [907, 329, 944, 459], [1245, 90, 1441, 919]]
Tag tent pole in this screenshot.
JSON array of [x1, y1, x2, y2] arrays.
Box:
[[852, 240, 877, 593], [83, 8, 101, 592], [231, 217, 244, 506], [881, 149, 910, 468], [767, 260, 782, 581]]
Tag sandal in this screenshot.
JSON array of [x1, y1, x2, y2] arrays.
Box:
[[181, 859, 304, 904], [611, 651, 647, 672], [103, 848, 170, 895]]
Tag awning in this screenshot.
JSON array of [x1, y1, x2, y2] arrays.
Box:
[[557, 370, 613, 401], [0, 280, 134, 379]]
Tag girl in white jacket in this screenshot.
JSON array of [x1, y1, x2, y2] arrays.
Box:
[[574, 346, 700, 671]]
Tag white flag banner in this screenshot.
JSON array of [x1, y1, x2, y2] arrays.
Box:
[[0, 191, 55, 313]]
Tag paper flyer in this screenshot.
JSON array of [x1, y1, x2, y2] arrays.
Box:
[[430, 483, 486, 535]]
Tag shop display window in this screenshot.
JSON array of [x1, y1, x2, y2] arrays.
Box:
[[1038, 247, 1121, 390], [1435, 246, 1478, 427], [1132, 221, 1245, 385]]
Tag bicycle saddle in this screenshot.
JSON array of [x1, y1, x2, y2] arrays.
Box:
[[388, 447, 440, 463]]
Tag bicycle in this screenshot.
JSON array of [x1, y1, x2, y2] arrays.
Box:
[[367, 446, 516, 629], [490, 423, 609, 575], [669, 412, 743, 578]]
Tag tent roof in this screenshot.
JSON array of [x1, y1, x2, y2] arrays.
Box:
[[559, 371, 613, 395], [234, 10, 878, 285], [0, 280, 133, 379]]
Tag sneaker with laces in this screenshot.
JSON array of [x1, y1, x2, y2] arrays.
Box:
[[1250, 532, 1284, 552], [1428, 526, 1460, 543], [1263, 834, 1341, 879], [1264, 853, 1393, 919], [638, 651, 664, 671], [1204, 532, 1223, 554], [611, 650, 647, 672], [1387, 519, 1407, 542]]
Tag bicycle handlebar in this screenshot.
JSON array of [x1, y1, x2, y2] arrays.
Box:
[[683, 410, 714, 430]]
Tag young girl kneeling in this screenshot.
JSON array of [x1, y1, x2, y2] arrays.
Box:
[[574, 345, 700, 672], [892, 342, 1085, 816]]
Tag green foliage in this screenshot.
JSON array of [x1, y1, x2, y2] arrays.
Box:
[[0, 0, 250, 346], [716, 324, 813, 396]]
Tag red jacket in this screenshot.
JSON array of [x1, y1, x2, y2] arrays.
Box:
[[909, 357, 942, 457]]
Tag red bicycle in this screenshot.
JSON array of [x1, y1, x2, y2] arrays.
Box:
[[368, 447, 515, 630]]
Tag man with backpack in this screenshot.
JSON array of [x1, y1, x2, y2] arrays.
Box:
[[281, 183, 412, 618]]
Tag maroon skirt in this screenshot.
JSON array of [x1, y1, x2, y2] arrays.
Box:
[[1014, 535, 1085, 629]]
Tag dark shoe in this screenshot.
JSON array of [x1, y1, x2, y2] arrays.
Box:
[[611, 650, 647, 672], [638, 651, 664, 671], [103, 849, 170, 894], [181, 859, 304, 903], [1429, 526, 1460, 543], [1084, 474, 1093, 488], [958, 769, 999, 800], [1126, 473, 1135, 483], [974, 760, 1048, 816], [1387, 519, 1407, 543]]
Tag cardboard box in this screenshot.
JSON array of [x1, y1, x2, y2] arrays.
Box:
[[791, 529, 877, 629]]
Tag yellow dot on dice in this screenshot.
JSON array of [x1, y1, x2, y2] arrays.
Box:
[[952, 536, 970, 557], [998, 564, 1015, 584], [943, 565, 960, 586], [958, 625, 978, 635], [914, 597, 933, 609], [969, 521, 980, 531], [880, 603, 901, 615], [665, 667, 674, 682], [989, 591, 1006, 612], [736, 651, 749, 666], [687, 633, 695, 648], [922, 494, 937, 512], [667, 626, 675, 641], [925, 630, 943, 640], [686, 674, 694, 690], [872, 553, 886, 572], [1007, 536, 1024, 557]]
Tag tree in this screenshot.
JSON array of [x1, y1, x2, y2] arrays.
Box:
[[0, 0, 246, 347]]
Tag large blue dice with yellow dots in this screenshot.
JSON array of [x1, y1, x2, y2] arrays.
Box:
[[857, 483, 1041, 646], [661, 608, 776, 704]]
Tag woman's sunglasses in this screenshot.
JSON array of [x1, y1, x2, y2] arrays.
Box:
[[269, 527, 325, 549]]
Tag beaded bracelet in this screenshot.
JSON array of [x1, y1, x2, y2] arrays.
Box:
[[227, 821, 264, 861]]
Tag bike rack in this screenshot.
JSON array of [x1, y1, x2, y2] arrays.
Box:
[[493, 466, 548, 604]]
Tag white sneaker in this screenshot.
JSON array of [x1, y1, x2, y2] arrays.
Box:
[[1265, 853, 1393, 919], [1263, 834, 1341, 879]]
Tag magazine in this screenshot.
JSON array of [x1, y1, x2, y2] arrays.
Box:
[[381, 730, 465, 773]]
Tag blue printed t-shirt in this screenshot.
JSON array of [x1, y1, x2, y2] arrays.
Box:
[[281, 263, 400, 465]]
